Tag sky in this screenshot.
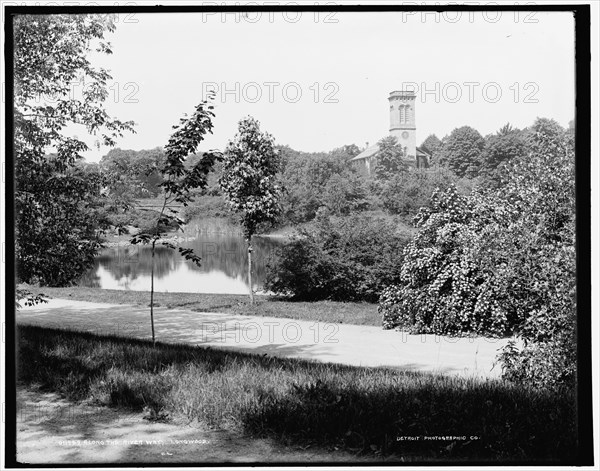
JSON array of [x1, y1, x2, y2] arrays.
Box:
[[68, 9, 575, 161]]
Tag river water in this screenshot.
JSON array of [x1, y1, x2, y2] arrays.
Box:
[[79, 230, 285, 295]]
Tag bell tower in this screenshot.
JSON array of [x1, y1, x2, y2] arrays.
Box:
[[388, 90, 417, 159]]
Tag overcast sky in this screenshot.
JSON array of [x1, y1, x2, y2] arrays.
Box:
[[74, 9, 575, 161]]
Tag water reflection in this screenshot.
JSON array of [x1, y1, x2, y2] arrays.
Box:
[[79, 234, 284, 294]]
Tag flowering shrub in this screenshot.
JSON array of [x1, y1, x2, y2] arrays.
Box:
[[379, 185, 511, 336], [493, 119, 576, 388], [379, 118, 576, 388]]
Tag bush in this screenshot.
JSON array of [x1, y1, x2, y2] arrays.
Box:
[[379, 186, 511, 336], [379, 118, 576, 389], [106, 208, 180, 234], [492, 119, 576, 388], [265, 212, 410, 302], [181, 196, 232, 222]]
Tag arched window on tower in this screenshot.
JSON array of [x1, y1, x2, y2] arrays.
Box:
[[399, 105, 405, 124]]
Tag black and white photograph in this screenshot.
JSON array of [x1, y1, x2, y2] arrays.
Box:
[[2, 1, 597, 467]]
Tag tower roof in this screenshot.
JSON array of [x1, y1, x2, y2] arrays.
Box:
[[389, 90, 416, 99]]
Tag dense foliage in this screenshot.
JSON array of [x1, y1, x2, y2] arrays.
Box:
[[379, 185, 512, 336], [379, 169, 457, 218], [493, 118, 576, 388], [480, 124, 529, 185], [277, 145, 364, 223], [265, 212, 411, 302], [100, 147, 166, 199], [372, 136, 409, 181], [420, 134, 443, 162], [379, 118, 576, 388], [322, 172, 370, 216], [17, 159, 107, 286], [437, 126, 485, 178], [14, 14, 135, 287]]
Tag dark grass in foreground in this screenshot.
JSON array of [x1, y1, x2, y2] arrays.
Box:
[[21, 285, 380, 326], [18, 325, 576, 463]]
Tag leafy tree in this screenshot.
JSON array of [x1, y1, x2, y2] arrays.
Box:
[[14, 14, 135, 289], [219, 116, 283, 303], [322, 171, 369, 216], [131, 97, 222, 345], [525, 117, 570, 157], [438, 126, 485, 178], [100, 147, 166, 199], [373, 136, 408, 181], [329, 143, 361, 159], [276, 145, 367, 224], [420, 134, 443, 163], [480, 124, 528, 184], [380, 170, 457, 218], [277, 146, 342, 223], [99, 147, 172, 235], [99, 150, 149, 228]]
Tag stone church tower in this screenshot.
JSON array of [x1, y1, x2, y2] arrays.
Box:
[[349, 89, 429, 173], [388, 90, 417, 159]]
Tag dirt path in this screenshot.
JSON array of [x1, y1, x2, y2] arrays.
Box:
[[17, 298, 511, 378], [16, 387, 380, 464]]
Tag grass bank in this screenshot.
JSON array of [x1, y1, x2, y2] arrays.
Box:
[[21, 285, 381, 326], [18, 325, 576, 463]]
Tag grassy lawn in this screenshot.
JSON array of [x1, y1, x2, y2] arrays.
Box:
[[22, 285, 382, 326], [17, 325, 576, 463]]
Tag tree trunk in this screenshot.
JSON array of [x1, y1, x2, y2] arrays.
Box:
[[248, 239, 254, 305], [150, 240, 156, 346]]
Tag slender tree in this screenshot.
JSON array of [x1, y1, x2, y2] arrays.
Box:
[[219, 116, 283, 304], [131, 96, 222, 345]]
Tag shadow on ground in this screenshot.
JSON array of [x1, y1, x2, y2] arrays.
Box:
[[17, 387, 374, 464], [17, 301, 508, 377], [15, 325, 577, 465]]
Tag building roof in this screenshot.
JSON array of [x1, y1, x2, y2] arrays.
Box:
[[416, 147, 431, 158], [350, 144, 381, 161]]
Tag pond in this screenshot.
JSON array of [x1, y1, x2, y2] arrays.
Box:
[[79, 231, 285, 295]]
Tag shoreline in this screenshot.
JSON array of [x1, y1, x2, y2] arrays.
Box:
[[101, 225, 297, 247]]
